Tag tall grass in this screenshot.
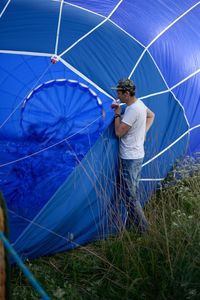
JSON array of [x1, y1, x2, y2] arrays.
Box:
[[11, 160, 200, 299]]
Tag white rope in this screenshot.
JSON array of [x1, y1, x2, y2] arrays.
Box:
[[142, 124, 200, 168], [170, 68, 200, 90], [0, 115, 101, 168], [54, 0, 64, 55], [108, 19, 145, 48], [0, 50, 52, 56], [138, 68, 200, 129], [0, 0, 11, 19], [139, 66, 199, 102], [59, 57, 114, 100], [140, 178, 164, 182], [59, 0, 124, 57], [129, 1, 200, 78]]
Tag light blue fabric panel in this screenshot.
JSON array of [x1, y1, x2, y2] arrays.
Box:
[[149, 5, 200, 88], [111, 0, 198, 46], [142, 93, 189, 177], [13, 125, 119, 259], [173, 73, 200, 127]]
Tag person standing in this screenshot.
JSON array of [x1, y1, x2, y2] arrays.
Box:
[[112, 79, 155, 232]]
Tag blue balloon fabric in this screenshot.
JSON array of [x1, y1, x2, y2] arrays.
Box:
[[0, 0, 199, 259]]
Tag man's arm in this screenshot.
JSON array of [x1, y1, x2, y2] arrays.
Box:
[[114, 105, 130, 138], [146, 108, 155, 134], [115, 116, 130, 138]]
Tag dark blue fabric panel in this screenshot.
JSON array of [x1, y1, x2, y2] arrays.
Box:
[[64, 21, 144, 96], [63, 0, 119, 17], [131, 52, 167, 97], [58, 4, 103, 54], [13, 125, 119, 259], [173, 73, 200, 127], [0, 0, 59, 53], [0, 0, 8, 12], [111, 0, 198, 46], [8, 211, 30, 242], [141, 132, 188, 189], [142, 92, 189, 176], [150, 5, 200, 88]]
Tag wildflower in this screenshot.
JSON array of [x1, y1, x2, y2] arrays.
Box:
[[188, 215, 193, 219], [172, 222, 178, 227]]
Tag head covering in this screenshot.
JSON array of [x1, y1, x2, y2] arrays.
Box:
[[111, 79, 136, 92]]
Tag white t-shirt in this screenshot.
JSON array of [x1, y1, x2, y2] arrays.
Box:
[[120, 99, 147, 159]]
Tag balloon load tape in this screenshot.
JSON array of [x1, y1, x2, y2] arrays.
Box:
[[0, 192, 10, 300], [111, 99, 126, 109]]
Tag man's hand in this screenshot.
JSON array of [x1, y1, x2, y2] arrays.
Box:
[[113, 104, 121, 115]]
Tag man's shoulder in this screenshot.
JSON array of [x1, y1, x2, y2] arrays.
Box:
[[128, 99, 146, 111]]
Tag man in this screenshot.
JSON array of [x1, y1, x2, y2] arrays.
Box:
[[112, 79, 155, 232]]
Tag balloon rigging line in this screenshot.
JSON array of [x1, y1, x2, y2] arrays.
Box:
[[138, 48, 191, 129], [0, 49, 114, 101], [128, 1, 200, 78], [59, 0, 124, 57], [10, 209, 131, 280], [0, 0, 11, 19], [55, 1, 146, 48], [0, 63, 52, 131], [142, 124, 200, 168], [139, 68, 200, 100], [108, 19, 145, 48], [54, 0, 64, 55], [139, 68, 200, 129], [52, 0, 105, 18], [2, 2, 195, 108], [140, 178, 165, 182], [59, 57, 114, 100], [0, 50, 53, 57], [170, 68, 200, 90], [0, 116, 102, 168]]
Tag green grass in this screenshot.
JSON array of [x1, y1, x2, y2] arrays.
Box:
[[11, 162, 200, 299]]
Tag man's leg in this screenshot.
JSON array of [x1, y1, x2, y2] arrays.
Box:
[[120, 158, 149, 232]]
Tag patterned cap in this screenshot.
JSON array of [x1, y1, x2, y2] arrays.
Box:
[[111, 79, 136, 91]]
